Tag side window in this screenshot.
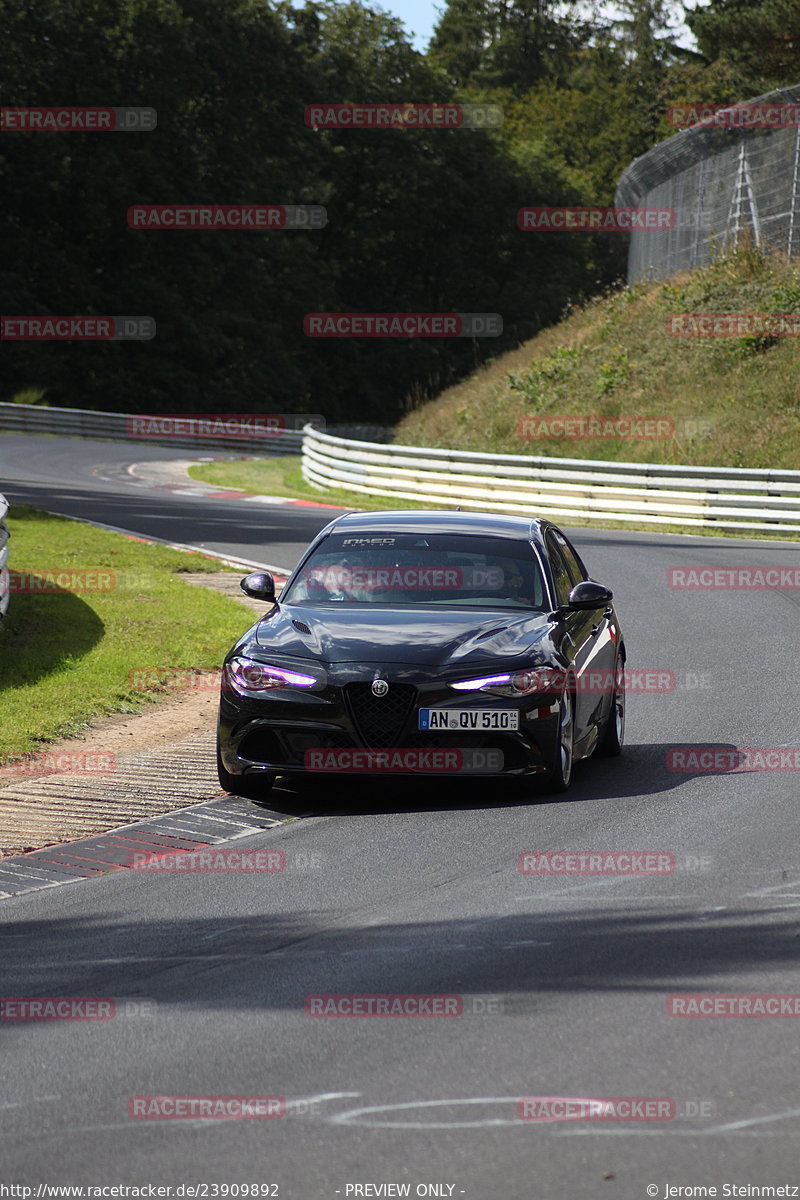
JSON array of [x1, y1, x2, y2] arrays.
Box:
[[546, 532, 573, 607], [552, 530, 586, 585]]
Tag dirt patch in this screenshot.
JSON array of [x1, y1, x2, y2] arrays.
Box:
[[0, 685, 222, 793], [179, 570, 283, 611], [0, 572, 274, 787], [0, 572, 282, 857]]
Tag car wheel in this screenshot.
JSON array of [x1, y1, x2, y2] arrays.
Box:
[[216, 746, 275, 799], [596, 656, 625, 757], [546, 687, 574, 793]]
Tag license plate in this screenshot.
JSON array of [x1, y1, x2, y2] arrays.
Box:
[[418, 708, 519, 732]]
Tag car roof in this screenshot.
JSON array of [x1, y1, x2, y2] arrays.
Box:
[[322, 510, 554, 543]]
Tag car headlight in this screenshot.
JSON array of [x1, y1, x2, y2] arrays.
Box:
[[223, 655, 320, 694], [450, 667, 565, 697]]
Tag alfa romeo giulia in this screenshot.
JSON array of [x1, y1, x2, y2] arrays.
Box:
[[216, 511, 625, 796]]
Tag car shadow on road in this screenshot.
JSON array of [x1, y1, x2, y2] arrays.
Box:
[[255, 741, 738, 818], [5, 901, 800, 1021]]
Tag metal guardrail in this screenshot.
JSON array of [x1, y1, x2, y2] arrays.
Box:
[[0, 402, 324, 455], [302, 425, 800, 533], [2, 402, 797, 532]]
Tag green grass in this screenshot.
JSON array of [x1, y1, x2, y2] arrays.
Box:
[[9, 387, 47, 405], [396, 246, 800, 469], [188, 456, 436, 512], [0, 506, 253, 762]]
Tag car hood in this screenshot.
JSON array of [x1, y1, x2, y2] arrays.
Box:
[[254, 604, 552, 667]]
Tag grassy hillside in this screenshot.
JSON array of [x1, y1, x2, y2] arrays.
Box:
[[396, 247, 800, 469]]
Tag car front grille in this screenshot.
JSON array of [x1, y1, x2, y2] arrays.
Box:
[[345, 682, 417, 748]]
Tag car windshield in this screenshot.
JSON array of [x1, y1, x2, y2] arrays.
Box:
[[283, 533, 547, 608]]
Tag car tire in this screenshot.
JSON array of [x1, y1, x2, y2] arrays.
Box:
[[216, 746, 275, 799], [596, 655, 625, 757], [545, 687, 575, 793]]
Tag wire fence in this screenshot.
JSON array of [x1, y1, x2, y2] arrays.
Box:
[[616, 84, 800, 283]]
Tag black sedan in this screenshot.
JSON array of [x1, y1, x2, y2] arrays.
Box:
[[216, 511, 625, 796]]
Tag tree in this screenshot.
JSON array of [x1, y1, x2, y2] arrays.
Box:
[[686, 0, 800, 89], [0, 0, 607, 422], [429, 0, 593, 92]]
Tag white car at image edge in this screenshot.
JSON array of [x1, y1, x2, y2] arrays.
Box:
[[0, 492, 9, 622]]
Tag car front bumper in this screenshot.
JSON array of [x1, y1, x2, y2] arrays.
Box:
[[218, 661, 563, 781]]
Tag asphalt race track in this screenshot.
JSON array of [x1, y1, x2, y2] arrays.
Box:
[[0, 433, 332, 569], [2, 433, 800, 1197]]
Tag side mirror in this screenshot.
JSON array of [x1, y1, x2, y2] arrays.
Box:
[[240, 571, 277, 602], [567, 580, 613, 610]]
